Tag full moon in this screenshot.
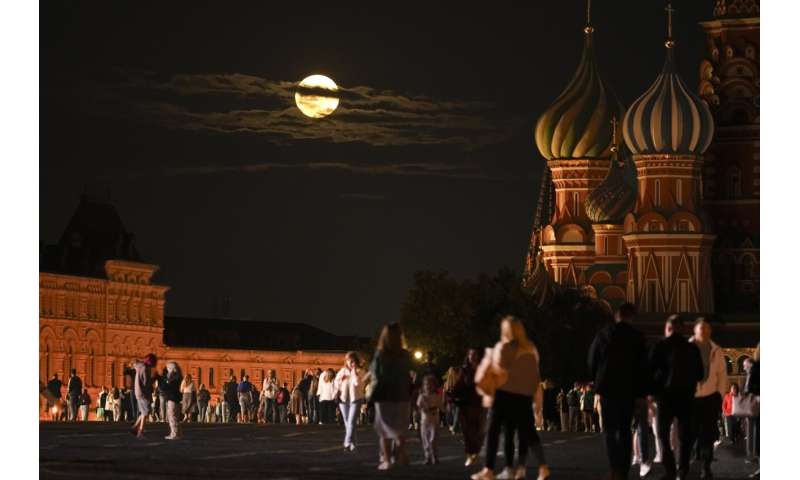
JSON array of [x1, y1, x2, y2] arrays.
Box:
[[295, 74, 339, 118]]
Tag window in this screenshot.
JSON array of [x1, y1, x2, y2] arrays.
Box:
[[678, 280, 689, 311], [676, 180, 683, 206], [209, 368, 215, 387], [647, 281, 658, 310], [678, 220, 690, 232], [198, 368, 202, 387], [573, 192, 580, 216], [648, 221, 661, 232], [111, 362, 116, 388], [728, 166, 742, 199], [603, 236, 609, 255], [654, 180, 661, 207], [240, 368, 246, 379]]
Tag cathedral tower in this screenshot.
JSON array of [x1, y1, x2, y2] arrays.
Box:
[[528, 6, 625, 287], [698, 0, 760, 313], [621, 4, 716, 313]]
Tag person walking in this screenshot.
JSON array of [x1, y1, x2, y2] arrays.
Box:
[[107, 388, 121, 421], [180, 374, 197, 422], [722, 384, 740, 443], [46, 374, 63, 421], [472, 316, 550, 480], [580, 385, 596, 433], [451, 347, 486, 467], [334, 351, 366, 450], [417, 374, 444, 465], [648, 315, 704, 480], [567, 384, 581, 432], [78, 389, 91, 421], [743, 346, 760, 476], [689, 318, 728, 479], [443, 367, 462, 434], [317, 369, 337, 424], [157, 367, 168, 423], [97, 386, 108, 422], [237, 375, 254, 423], [197, 383, 210, 423], [556, 389, 568, 433], [276, 382, 290, 424], [66, 369, 83, 421], [308, 369, 321, 425], [368, 322, 413, 471], [131, 353, 158, 438], [222, 375, 237, 423], [162, 361, 183, 440], [588, 302, 649, 480]]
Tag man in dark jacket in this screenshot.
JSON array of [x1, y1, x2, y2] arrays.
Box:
[[588, 302, 648, 480], [649, 314, 704, 480], [46, 374, 62, 420], [66, 369, 83, 421], [223, 376, 238, 423], [197, 384, 211, 423], [566, 384, 581, 432]]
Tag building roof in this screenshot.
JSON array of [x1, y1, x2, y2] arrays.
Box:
[[163, 316, 369, 353], [40, 194, 141, 279], [534, 25, 624, 161]]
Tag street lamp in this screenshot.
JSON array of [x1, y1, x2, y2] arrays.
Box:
[[413, 350, 423, 361]]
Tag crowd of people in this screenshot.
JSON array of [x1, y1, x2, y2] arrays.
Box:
[[40, 305, 760, 479]]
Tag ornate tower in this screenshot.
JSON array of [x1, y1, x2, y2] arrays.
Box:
[[698, 0, 760, 313], [621, 4, 717, 313], [527, 5, 625, 287], [583, 118, 637, 304]]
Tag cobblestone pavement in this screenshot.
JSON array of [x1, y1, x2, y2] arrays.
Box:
[[40, 422, 758, 479]]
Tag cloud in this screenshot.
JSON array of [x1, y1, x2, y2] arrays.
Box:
[[109, 70, 515, 149], [148, 160, 500, 181]]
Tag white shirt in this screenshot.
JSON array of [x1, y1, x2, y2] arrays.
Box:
[[263, 378, 277, 399], [317, 376, 337, 401], [334, 367, 366, 403]]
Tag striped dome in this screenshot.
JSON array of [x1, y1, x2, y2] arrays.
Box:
[[535, 32, 625, 161], [622, 49, 715, 155], [585, 154, 636, 224]]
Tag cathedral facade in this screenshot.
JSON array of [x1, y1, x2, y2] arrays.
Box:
[[523, 1, 759, 316]]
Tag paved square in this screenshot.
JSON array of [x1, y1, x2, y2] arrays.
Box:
[[40, 422, 756, 479]]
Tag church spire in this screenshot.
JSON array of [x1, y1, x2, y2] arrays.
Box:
[[584, 0, 594, 35], [664, 2, 675, 49]]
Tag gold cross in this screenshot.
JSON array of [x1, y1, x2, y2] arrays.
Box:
[[666, 2, 675, 40]]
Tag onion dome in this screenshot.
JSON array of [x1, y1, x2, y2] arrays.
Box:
[[585, 118, 636, 224], [534, 26, 625, 161], [622, 6, 715, 155]]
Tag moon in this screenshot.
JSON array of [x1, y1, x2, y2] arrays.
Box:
[[295, 74, 339, 118]]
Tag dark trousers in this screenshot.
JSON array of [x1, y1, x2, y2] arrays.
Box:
[[692, 393, 722, 472], [459, 405, 486, 455], [485, 390, 533, 470], [656, 393, 694, 479], [600, 397, 634, 477], [568, 406, 580, 432], [633, 401, 651, 463]]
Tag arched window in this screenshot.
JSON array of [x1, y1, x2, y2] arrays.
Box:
[[724, 356, 734, 375], [573, 192, 580, 216], [654, 180, 661, 207]]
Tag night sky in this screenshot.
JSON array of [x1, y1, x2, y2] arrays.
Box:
[[41, 1, 711, 337]]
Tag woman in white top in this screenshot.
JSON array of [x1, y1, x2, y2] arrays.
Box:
[[180, 374, 196, 422], [334, 351, 366, 451], [317, 369, 337, 424], [107, 388, 122, 422]]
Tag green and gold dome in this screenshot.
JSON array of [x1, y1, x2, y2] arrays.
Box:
[[534, 26, 625, 161]]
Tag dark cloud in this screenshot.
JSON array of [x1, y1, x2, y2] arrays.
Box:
[[104, 70, 517, 149]]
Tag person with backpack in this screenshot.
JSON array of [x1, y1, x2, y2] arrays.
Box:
[[588, 302, 649, 480], [648, 315, 704, 480], [237, 375, 254, 423], [275, 382, 290, 423], [66, 369, 83, 421]]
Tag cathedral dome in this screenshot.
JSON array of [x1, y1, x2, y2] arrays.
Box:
[[585, 154, 636, 224], [535, 31, 625, 161], [622, 48, 715, 156]]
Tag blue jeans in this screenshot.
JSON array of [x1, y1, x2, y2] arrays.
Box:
[[339, 401, 362, 447]]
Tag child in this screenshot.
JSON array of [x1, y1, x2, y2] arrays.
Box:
[[163, 361, 183, 440], [417, 374, 443, 465]]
